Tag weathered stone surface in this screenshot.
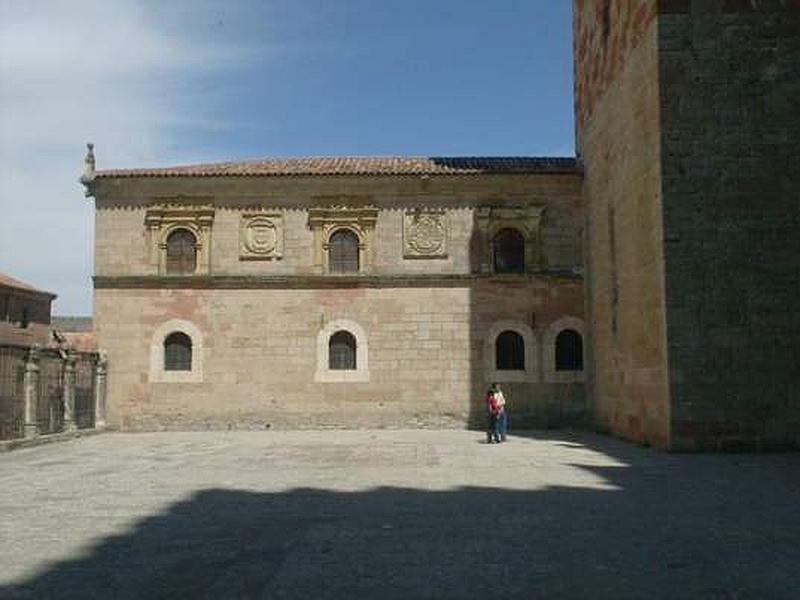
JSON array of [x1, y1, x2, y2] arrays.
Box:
[[1, 431, 799, 598], [575, 0, 800, 450], [92, 173, 586, 431], [658, 5, 800, 451], [575, 0, 671, 448]]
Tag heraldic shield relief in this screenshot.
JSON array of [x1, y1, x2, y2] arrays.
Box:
[[240, 213, 283, 260], [403, 209, 448, 259]]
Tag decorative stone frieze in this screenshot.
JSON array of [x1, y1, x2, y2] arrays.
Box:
[[144, 202, 215, 275], [403, 209, 448, 259], [475, 205, 546, 273], [307, 206, 379, 274], [240, 212, 283, 260]]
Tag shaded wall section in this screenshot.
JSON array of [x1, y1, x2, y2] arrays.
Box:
[[574, 0, 671, 448], [658, 2, 800, 450]]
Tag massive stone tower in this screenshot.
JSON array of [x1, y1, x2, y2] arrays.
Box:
[[574, 0, 800, 450]]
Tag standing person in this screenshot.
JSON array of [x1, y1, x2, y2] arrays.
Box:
[[485, 385, 501, 443], [494, 383, 508, 442]]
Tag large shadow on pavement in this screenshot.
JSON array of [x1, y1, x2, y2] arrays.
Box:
[[3, 434, 800, 599]]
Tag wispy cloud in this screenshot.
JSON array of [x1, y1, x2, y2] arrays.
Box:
[[0, 0, 251, 313]]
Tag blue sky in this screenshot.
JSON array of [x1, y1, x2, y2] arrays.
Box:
[[0, 1, 575, 314]]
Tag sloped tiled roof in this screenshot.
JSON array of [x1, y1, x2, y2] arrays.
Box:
[[0, 272, 56, 297], [96, 156, 579, 178]]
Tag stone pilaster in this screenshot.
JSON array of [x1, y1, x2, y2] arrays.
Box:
[[94, 352, 108, 429], [62, 351, 77, 432], [23, 346, 40, 439]]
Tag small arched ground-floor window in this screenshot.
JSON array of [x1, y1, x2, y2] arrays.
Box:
[[149, 319, 204, 383], [315, 319, 369, 382], [495, 330, 525, 371], [484, 321, 536, 383], [164, 331, 192, 371], [329, 330, 357, 370], [555, 329, 583, 372]]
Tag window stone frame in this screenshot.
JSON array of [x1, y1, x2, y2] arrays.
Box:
[[308, 206, 378, 275], [484, 320, 537, 383], [149, 319, 204, 383], [145, 202, 215, 275], [315, 319, 370, 383], [543, 316, 586, 383], [475, 206, 546, 274]]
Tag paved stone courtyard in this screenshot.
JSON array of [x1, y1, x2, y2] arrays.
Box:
[[0, 430, 798, 599]]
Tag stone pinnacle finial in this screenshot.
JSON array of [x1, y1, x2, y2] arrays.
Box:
[[84, 142, 95, 177], [80, 142, 96, 196]]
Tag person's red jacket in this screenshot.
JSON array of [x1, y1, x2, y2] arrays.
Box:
[[486, 392, 500, 416]]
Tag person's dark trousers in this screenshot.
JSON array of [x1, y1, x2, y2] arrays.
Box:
[[488, 414, 501, 443], [499, 410, 508, 441]]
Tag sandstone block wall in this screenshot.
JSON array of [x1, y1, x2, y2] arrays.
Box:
[[575, 0, 800, 450], [93, 174, 584, 278], [96, 281, 584, 431], [92, 171, 586, 430], [659, 2, 800, 450], [574, 0, 671, 448]]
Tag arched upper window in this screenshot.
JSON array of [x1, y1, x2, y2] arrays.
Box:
[[164, 332, 192, 371], [496, 330, 525, 370], [329, 330, 357, 370], [493, 228, 525, 274], [166, 229, 197, 275], [328, 229, 359, 273], [555, 329, 583, 371]]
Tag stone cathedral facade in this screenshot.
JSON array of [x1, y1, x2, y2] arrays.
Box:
[[82, 1, 799, 449], [83, 156, 586, 431]]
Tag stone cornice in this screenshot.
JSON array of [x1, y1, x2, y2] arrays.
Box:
[[93, 271, 582, 290]]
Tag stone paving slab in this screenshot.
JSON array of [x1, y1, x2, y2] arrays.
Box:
[[0, 430, 798, 599]]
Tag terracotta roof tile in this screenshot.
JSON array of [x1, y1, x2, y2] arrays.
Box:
[[96, 156, 579, 178]]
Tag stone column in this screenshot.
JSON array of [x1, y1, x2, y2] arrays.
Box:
[[94, 352, 108, 429], [23, 346, 40, 439], [62, 350, 77, 432]]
